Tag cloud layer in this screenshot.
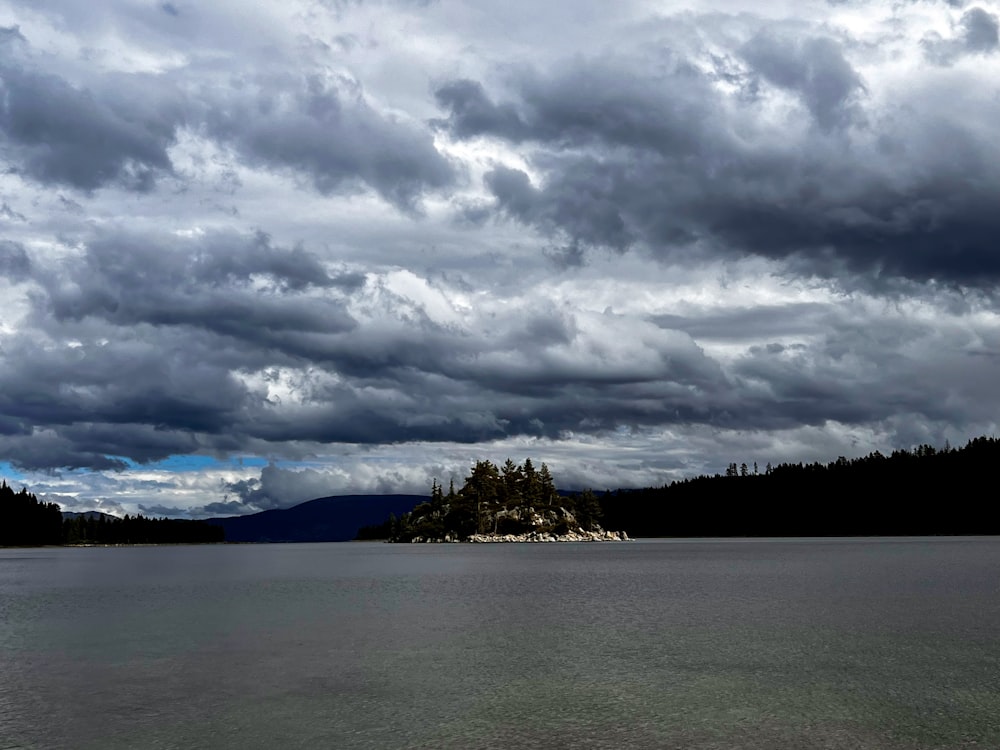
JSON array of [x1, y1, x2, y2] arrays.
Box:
[[1, 0, 999, 513]]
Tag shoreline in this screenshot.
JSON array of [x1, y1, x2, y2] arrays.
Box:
[[405, 529, 630, 543]]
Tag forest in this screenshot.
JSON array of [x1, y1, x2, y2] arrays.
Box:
[[361, 436, 1000, 539], [0, 480, 224, 546], [598, 436, 1000, 537]]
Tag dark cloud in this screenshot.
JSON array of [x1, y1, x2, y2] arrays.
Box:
[[0, 412, 30, 436], [0, 30, 453, 209], [435, 57, 716, 155], [201, 72, 455, 210], [0, 25, 25, 45], [200, 499, 251, 516], [730, 314, 997, 431], [0, 240, 31, 280], [485, 164, 635, 251], [0, 333, 252, 443], [0, 222, 739, 467], [4, 209, 995, 475], [923, 6, 1000, 63], [0, 229, 365, 469], [0, 61, 180, 191], [961, 7, 1000, 51], [40, 229, 359, 349], [437, 43, 1000, 287], [433, 79, 529, 140], [0, 430, 131, 471], [740, 33, 864, 131], [651, 303, 833, 341]]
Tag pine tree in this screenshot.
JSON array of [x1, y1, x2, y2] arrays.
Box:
[[538, 463, 557, 507], [500, 458, 522, 509]]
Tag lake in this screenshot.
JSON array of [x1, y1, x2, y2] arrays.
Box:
[[1, 538, 998, 749]]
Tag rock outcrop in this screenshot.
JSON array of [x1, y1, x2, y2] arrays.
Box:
[[408, 527, 629, 543], [467, 528, 629, 543]]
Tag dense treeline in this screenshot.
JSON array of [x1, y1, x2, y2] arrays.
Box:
[[356, 517, 396, 540], [62, 513, 224, 545], [0, 480, 63, 546], [600, 436, 1000, 537], [1, 480, 224, 545], [363, 458, 606, 542]]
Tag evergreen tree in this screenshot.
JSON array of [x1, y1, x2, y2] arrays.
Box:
[[575, 489, 603, 531], [501, 458, 522, 509], [538, 463, 557, 507], [520, 458, 541, 507]]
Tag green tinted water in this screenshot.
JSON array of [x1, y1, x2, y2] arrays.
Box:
[[2, 539, 998, 749]]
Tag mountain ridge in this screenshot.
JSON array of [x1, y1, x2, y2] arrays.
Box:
[[205, 494, 427, 542]]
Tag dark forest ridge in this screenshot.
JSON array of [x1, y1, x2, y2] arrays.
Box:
[[598, 436, 1000, 537]]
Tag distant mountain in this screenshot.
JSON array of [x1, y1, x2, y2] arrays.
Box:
[[62, 510, 118, 521], [206, 494, 428, 543]]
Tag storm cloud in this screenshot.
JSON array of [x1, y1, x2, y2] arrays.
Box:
[[0, 61, 179, 191], [1, 0, 999, 514], [436, 31, 1000, 286], [0, 24, 453, 207]]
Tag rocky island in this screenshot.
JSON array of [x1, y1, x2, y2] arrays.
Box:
[[383, 459, 629, 543]]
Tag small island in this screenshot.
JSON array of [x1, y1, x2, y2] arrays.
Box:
[[375, 459, 628, 543]]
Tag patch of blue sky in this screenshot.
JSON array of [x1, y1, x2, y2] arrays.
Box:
[[144, 454, 271, 472], [148, 455, 222, 472], [0, 461, 24, 481], [233, 456, 269, 468]]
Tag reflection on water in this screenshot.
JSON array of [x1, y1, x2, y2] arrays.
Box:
[[1, 538, 999, 749]]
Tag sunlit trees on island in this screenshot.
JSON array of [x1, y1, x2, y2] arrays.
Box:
[[372, 458, 614, 542]]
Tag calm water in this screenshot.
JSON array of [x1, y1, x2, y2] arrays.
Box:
[[1, 538, 998, 749]]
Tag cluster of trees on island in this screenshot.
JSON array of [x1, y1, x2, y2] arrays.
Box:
[[0, 480, 223, 546], [358, 458, 606, 542]]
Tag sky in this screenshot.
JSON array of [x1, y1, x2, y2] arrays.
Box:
[[1, 0, 999, 518]]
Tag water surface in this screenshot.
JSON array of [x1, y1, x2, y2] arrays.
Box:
[[2, 538, 998, 749]]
